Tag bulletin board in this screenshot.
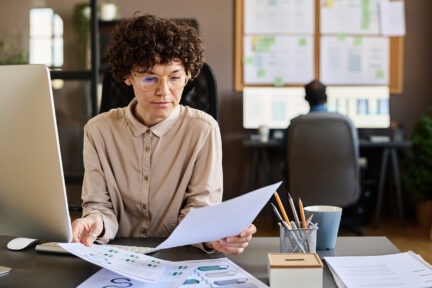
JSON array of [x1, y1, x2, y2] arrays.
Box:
[[234, 0, 404, 94]]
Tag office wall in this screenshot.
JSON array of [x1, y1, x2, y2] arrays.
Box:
[[0, 2, 30, 50], [1, 0, 432, 203], [395, 1, 432, 136]]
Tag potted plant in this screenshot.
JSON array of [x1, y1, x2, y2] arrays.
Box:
[[403, 107, 432, 227], [0, 39, 27, 64]]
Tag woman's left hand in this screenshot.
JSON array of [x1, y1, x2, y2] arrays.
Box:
[[208, 224, 257, 255]]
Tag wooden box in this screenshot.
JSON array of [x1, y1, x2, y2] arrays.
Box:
[[267, 253, 323, 288]]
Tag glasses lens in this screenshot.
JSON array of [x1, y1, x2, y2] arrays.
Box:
[[140, 76, 159, 88], [168, 75, 187, 89], [137, 73, 188, 90]]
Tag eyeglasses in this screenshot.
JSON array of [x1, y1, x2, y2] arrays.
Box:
[[131, 72, 190, 91]]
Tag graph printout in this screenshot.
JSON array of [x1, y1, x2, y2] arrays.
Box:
[[60, 243, 184, 284], [244, 0, 314, 34], [78, 258, 269, 288], [243, 35, 314, 85], [320, 0, 382, 35], [320, 36, 389, 85]]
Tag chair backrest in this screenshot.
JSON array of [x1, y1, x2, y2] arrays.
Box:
[[181, 63, 218, 121], [285, 112, 360, 207], [99, 63, 218, 121]]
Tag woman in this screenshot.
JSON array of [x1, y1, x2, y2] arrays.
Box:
[[71, 14, 256, 255]]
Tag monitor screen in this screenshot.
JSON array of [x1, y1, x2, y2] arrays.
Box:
[[326, 86, 390, 128], [0, 64, 72, 242], [242, 87, 309, 129]]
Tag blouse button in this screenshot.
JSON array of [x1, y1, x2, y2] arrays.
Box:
[[144, 175, 149, 181], [145, 146, 150, 152]]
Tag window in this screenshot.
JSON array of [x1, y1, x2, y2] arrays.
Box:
[[29, 8, 63, 67]]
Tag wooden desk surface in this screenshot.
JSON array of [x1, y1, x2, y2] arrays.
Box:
[[0, 236, 399, 288]]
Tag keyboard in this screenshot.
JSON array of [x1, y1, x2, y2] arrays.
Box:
[[35, 242, 158, 255], [107, 244, 159, 254]]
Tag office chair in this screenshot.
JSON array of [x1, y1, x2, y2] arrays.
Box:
[[99, 63, 219, 121], [283, 112, 363, 235]]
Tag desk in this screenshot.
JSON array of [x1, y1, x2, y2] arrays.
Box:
[[243, 137, 412, 226], [0, 236, 399, 287], [359, 140, 412, 227]]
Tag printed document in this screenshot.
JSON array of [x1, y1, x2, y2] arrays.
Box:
[[60, 243, 185, 284], [379, 0, 406, 36], [78, 258, 269, 288], [325, 251, 432, 288]]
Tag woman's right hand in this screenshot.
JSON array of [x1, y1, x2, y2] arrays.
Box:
[[71, 212, 103, 247]]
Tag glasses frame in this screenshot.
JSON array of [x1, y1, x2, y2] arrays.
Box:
[[131, 71, 191, 91]]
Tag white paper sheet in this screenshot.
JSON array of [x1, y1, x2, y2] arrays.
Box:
[[78, 269, 178, 288], [244, 0, 314, 34], [320, 0, 381, 35], [379, 1, 406, 36], [324, 251, 432, 288], [78, 258, 269, 288], [243, 35, 314, 85], [156, 182, 282, 250], [59, 243, 185, 284], [320, 36, 389, 85]]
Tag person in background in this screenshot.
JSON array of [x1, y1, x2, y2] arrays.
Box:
[[305, 80, 327, 113], [279, 79, 330, 181], [71, 14, 256, 255]]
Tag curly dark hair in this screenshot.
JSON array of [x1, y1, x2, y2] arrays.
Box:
[[106, 14, 205, 83]]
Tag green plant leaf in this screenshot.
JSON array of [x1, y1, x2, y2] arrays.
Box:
[[402, 107, 432, 202]]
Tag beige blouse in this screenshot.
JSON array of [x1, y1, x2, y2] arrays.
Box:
[[81, 100, 223, 243]]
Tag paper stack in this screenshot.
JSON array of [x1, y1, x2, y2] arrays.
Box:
[[324, 251, 432, 288]]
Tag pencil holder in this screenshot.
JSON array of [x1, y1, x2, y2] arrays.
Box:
[[279, 225, 318, 253]]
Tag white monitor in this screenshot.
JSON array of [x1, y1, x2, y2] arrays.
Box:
[[326, 86, 391, 128], [242, 87, 309, 129], [0, 64, 72, 242]]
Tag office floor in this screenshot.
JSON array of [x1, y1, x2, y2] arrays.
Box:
[[361, 220, 432, 265], [253, 216, 432, 265]]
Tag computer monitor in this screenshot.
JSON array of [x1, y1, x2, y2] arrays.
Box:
[[242, 87, 309, 129], [326, 86, 391, 128], [0, 64, 72, 242]]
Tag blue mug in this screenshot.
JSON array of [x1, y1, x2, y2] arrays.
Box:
[[304, 205, 342, 250]]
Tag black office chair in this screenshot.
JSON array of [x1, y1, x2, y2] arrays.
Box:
[[180, 63, 218, 121], [99, 63, 219, 121], [282, 112, 363, 235]]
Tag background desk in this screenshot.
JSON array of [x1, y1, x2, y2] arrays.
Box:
[[0, 236, 399, 288], [359, 140, 412, 226], [242, 138, 283, 192], [243, 137, 412, 226]]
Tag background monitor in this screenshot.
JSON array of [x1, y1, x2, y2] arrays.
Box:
[[0, 64, 72, 242], [326, 86, 391, 129], [242, 87, 309, 129]]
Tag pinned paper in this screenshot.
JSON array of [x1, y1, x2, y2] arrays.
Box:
[[379, 0, 406, 36]]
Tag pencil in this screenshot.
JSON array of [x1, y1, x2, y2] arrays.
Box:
[[288, 193, 301, 227], [306, 214, 314, 226], [270, 202, 291, 230], [298, 198, 307, 229], [274, 192, 291, 228]]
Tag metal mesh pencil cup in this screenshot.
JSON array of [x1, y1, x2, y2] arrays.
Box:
[[280, 225, 318, 253]]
